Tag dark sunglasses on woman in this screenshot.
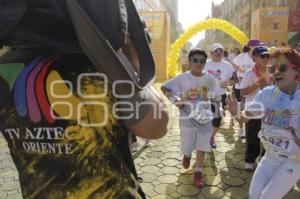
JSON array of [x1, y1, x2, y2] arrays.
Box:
[[268, 63, 296, 73]]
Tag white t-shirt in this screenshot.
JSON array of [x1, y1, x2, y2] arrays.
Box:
[[162, 71, 219, 128], [248, 85, 300, 161], [204, 60, 235, 95], [239, 69, 260, 103], [228, 53, 237, 63], [233, 53, 255, 89]]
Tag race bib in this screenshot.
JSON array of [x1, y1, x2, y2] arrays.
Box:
[[260, 128, 293, 156]]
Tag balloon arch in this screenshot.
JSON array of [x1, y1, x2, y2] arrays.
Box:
[[167, 18, 249, 77]]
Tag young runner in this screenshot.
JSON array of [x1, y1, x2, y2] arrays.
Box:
[[161, 49, 219, 187]]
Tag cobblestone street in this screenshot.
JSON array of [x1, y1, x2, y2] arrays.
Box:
[[1, 107, 300, 199], [0, 134, 22, 199], [1, 0, 300, 197], [133, 107, 300, 199]]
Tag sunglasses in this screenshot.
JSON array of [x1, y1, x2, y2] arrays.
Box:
[[259, 54, 270, 59], [268, 63, 296, 73], [191, 57, 207, 64]]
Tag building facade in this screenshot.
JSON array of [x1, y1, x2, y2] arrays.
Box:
[[140, 11, 170, 81], [205, 0, 300, 49], [160, 0, 179, 42], [133, 0, 179, 80], [132, 0, 161, 11], [133, 0, 179, 42]]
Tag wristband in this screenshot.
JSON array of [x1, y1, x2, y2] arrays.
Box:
[[168, 95, 182, 104]]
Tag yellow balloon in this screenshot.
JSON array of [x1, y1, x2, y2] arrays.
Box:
[[269, 47, 277, 54], [167, 18, 249, 78]]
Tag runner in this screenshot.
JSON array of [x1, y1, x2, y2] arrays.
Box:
[[204, 43, 235, 148], [228, 47, 240, 63], [228, 48, 300, 199], [239, 46, 271, 170], [232, 39, 260, 138], [161, 48, 219, 187]]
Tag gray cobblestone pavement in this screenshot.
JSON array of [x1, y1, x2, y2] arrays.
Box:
[[0, 134, 22, 199], [133, 107, 300, 199], [0, 107, 300, 199]]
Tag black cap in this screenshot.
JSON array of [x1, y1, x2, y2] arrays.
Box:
[[252, 46, 269, 56]]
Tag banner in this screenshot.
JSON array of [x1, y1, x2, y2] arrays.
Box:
[[288, 10, 300, 32]]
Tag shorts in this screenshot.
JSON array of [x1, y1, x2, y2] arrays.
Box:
[[212, 117, 222, 128], [221, 94, 227, 110], [211, 94, 226, 128], [233, 86, 241, 102], [180, 125, 212, 154]]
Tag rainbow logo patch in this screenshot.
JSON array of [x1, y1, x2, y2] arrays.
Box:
[[13, 55, 86, 123]]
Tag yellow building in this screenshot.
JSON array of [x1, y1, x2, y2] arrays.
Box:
[[207, 0, 300, 48], [251, 7, 289, 45], [140, 11, 171, 81], [133, 0, 180, 81]]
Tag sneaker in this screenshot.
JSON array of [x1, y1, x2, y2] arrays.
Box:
[[193, 172, 204, 187], [131, 142, 139, 152], [210, 137, 217, 148], [238, 129, 246, 139], [182, 155, 191, 169], [244, 162, 255, 171], [143, 140, 152, 148]]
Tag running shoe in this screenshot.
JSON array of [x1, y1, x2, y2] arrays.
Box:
[[194, 172, 204, 187], [182, 155, 191, 169], [238, 128, 246, 139], [244, 162, 255, 171]]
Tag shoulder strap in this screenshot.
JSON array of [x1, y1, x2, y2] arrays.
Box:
[[65, 0, 155, 95]]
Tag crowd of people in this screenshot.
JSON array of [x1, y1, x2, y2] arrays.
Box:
[[162, 39, 300, 198], [0, 0, 299, 199]]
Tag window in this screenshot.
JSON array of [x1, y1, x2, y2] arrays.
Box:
[[277, 0, 287, 6]]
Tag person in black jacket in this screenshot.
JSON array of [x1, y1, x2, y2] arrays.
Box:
[[0, 0, 168, 198]]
